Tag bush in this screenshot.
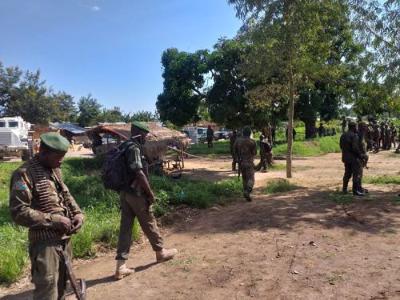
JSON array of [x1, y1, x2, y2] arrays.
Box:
[[263, 178, 299, 194]]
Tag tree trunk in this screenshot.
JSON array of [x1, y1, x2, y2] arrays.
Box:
[[286, 64, 295, 178]]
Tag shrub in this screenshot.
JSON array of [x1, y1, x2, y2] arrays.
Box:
[[263, 178, 299, 194]]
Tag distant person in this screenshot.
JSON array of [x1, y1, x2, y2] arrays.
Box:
[[114, 122, 177, 280], [234, 126, 257, 201], [256, 127, 272, 172], [271, 125, 276, 145], [206, 125, 214, 148], [318, 123, 325, 137], [229, 130, 238, 171], [340, 122, 367, 196], [285, 127, 296, 141], [390, 123, 397, 149], [341, 117, 347, 133], [357, 122, 369, 194], [9, 133, 85, 300]]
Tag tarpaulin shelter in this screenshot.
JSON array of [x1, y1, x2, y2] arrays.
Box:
[[86, 122, 190, 168]]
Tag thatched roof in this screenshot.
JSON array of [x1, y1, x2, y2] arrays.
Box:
[[86, 122, 189, 162]]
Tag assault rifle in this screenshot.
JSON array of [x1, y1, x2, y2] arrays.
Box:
[[56, 245, 86, 300]]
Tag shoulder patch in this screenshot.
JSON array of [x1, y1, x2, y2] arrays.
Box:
[[13, 180, 28, 191]]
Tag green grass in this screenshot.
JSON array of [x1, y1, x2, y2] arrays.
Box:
[[274, 135, 340, 157], [263, 178, 299, 194], [364, 175, 400, 185], [187, 130, 340, 158], [0, 157, 241, 284], [187, 140, 231, 156], [328, 191, 354, 204]]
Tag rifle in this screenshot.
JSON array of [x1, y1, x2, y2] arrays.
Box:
[[237, 159, 242, 179], [56, 245, 86, 300]]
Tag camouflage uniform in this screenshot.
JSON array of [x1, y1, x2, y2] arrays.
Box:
[[9, 156, 83, 300], [234, 135, 257, 200], [257, 132, 272, 172], [340, 129, 365, 194], [116, 139, 163, 261], [390, 125, 397, 149], [229, 131, 238, 171]]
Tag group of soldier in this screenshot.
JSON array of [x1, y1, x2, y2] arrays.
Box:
[[9, 122, 177, 300], [362, 121, 398, 153], [8, 118, 400, 299]]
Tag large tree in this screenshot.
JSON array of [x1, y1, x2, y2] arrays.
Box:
[[77, 94, 102, 127], [156, 48, 208, 126], [228, 0, 361, 177]]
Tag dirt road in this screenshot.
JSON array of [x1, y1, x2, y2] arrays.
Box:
[[2, 152, 400, 299]]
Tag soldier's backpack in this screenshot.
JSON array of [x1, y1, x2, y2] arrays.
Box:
[[101, 141, 133, 192]]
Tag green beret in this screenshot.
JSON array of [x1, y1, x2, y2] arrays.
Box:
[[40, 132, 70, 153], [131, 121, 149, 132]]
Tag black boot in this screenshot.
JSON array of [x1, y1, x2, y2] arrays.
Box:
[[353, 190, 365, 196]]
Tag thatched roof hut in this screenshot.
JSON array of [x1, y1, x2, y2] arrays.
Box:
[[86, 122, 189, 164]]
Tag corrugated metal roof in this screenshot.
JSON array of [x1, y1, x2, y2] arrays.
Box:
[[50, 123, 86, 135]]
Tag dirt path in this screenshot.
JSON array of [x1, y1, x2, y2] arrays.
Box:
[[2, 152, 400, 299]]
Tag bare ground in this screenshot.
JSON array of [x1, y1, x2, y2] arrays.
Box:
[[2, 152, 400, 300]]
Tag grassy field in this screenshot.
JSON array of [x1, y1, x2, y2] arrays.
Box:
[[187, 134, 341, 157], [364, 175, 400, 185], [0, 158, 241, 284]]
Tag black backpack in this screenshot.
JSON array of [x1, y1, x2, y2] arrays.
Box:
[[101, 141, 133, 192]]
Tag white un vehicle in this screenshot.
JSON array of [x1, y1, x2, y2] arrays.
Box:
[[0, 116, 31, 160]]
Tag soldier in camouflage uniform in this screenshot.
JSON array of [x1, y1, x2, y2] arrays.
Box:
[[340, 122, 367, 196], [234, 126, 257, 201], [229, 130, 238, 171], [115, 122, 177, 280], [9, 133, 84, 300], [390, 123, 397, 149], [357, 122, 370, 194], [256, 127, 272, 172]]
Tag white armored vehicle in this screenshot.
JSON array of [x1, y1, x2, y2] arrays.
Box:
[[0, 116, 31, 160]]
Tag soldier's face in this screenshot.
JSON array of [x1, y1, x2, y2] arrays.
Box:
[[40, 150, 66, 169]]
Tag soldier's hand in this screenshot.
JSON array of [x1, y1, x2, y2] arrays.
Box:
[[51, 215, 72, 233], [70, 214, 84, 234]]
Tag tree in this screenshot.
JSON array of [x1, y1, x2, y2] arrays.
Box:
[[0, 62, 78, 124], [0, 63, 23, 116], [97, 107, 124, 123], [156, 48, 208, 126], [51, 91, 77, 122], [77, 94, 102, 127], [228, 0, 361, 177], [126, 110, 158, 122]]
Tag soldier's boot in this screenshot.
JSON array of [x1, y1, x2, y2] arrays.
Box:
[[244, 189, 252, 202], [342, 181, 349, 194], [353, 190, 365, 197], [115, 260, 134, 280], [156, 248, 178, 263]]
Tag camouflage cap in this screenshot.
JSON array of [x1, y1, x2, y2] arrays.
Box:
[[40, 132, 70, 153], [131, 121, 149, 133]]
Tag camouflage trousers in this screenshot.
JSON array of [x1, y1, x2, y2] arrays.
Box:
[[343, 160, 363, 192], [241, 163, 255, 195], [116, 191, 164, 260], [29, 240, 72, 300]]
